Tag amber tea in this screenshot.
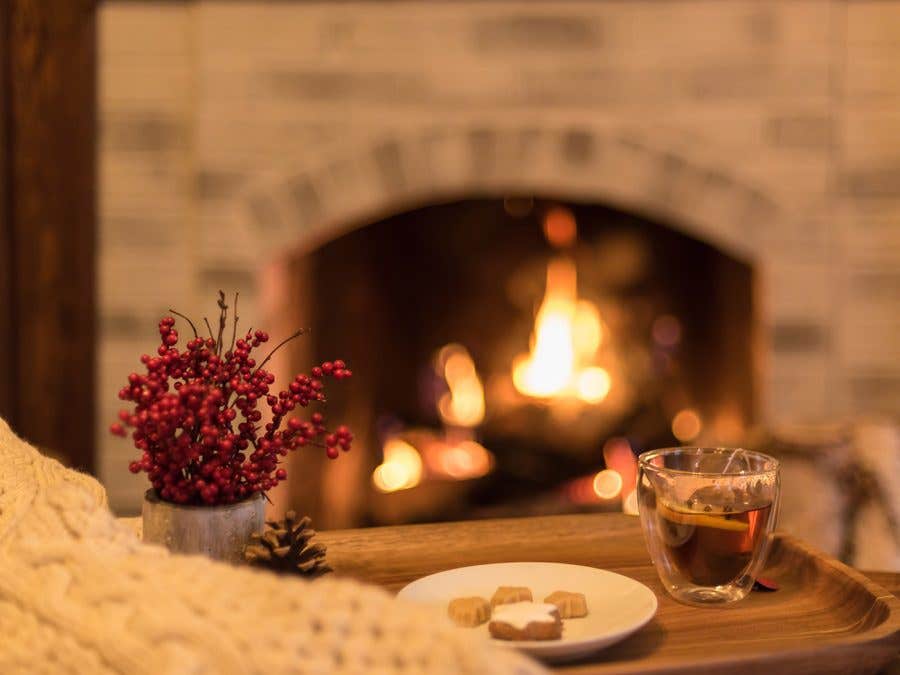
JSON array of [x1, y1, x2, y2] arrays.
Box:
[[654, 501, 773, 587], [638, 447, 780, 606]]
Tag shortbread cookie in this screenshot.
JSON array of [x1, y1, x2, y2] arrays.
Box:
[[543, 590, 588, 619], [447, 596, 491, 627], [490, 586, 533, 608], [489, 602, 562, 641]]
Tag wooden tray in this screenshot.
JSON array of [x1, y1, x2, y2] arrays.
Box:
[[318, 512, 900, 675]]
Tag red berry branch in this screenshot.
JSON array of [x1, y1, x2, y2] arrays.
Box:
[[109, 291, 353, 506]]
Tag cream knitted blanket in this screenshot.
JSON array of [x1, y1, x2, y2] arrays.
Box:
[[0, 419, 545, 675]]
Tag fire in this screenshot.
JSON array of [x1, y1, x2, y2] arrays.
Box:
[[436, 344, 485, 428], [592, 469, 624, 499], [565, 468, 623, 504], [372, 438, 423, 493], [576, 367, 612, 403], [373, 435, 494, 492], [374, 345, 492, 495], [512, 257, 608, 403], [672, 408, 702, 442], [543, 206, 577, 248], [429, 440, 493, 480]]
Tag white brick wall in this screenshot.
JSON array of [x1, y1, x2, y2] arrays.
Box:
[[99, 0, 900, 513]]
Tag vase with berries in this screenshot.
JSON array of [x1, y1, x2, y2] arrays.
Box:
[[111, 292, 353, 562]]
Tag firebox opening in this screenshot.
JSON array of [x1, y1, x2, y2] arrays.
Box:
[[281, 197, 755, 528]]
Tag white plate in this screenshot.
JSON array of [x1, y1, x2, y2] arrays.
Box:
[[397, 562, 658, 661]]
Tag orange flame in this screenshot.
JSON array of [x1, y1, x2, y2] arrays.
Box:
[[429, 440, 493, 480], [372, 438, 423, 493], [512, 257, 609, 403], [436, 344, 485, 428]]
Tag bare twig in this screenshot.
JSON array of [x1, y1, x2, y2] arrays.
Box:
[[168, 309, 199, 339], [230, 292, 240, 354], [253, 328, 306, 374], [216, 290, 228, 355], [203, 317, 214, 341]]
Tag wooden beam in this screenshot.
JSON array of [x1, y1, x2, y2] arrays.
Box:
[[2, 0, 96, 471], [0, 3, 13, 422]]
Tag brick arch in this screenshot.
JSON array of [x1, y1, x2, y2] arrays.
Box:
[[242, 124, 779, 263]]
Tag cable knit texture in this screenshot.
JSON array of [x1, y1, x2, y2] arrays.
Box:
[[0, 419, 545, 675]]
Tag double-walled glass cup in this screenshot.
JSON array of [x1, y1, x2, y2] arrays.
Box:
[[637, 447, 780, 606]]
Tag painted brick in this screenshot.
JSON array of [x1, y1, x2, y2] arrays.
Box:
[[96, 0, 900, 512]]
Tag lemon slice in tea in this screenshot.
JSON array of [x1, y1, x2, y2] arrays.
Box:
[[657, 501, 749, 532]]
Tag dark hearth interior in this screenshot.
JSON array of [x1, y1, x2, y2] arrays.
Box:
[[286, 198, 754, 526]]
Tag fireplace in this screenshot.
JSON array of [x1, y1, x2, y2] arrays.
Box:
[[97, 1, 900, 564], [266, 197, 754, 527]]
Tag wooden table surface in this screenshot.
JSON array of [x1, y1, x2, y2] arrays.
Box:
[[318, 512, 900, 674]]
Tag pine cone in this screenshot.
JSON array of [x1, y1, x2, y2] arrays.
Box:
[[243, 511, 332, 578]]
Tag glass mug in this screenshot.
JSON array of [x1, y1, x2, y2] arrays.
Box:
[[637, 447, 780, 606]]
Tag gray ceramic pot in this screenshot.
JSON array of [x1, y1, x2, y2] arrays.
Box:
[[142, 490, 265, 563]]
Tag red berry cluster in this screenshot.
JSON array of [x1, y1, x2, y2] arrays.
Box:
[[110, 292, 353, 506]]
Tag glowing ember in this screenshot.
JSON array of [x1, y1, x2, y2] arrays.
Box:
[[543, 206, 577, 248], [602, 436, 637, 500], [436, 344, 485, 428], [576, 367, 611, 403], [372, 438, 423, 493], [672, 408, 703, 442], [566, 467, 624, 504], [592, 469, 623, 499], [652, 314, 682, 347], [512, 257, 609, 403], [434, 440, 493, 480], [565, 474, 597, 504], [573, 300, 602, 356]]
